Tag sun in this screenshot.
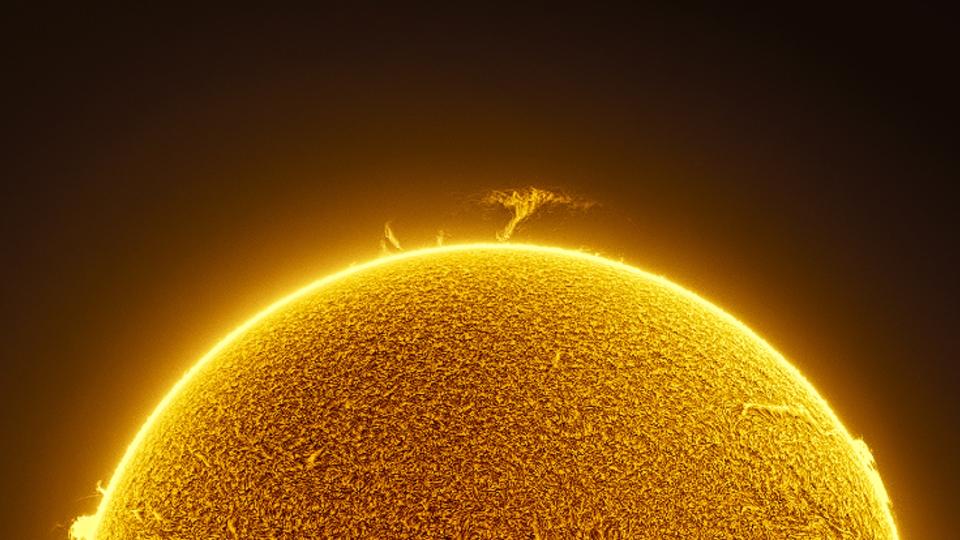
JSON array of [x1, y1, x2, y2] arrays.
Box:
[[72, 243, 897, 538]]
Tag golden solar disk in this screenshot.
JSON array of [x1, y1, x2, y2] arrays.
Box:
[[72, 244, 897, 538]]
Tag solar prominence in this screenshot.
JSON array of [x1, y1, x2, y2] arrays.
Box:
[[73, 243, 897, 538]]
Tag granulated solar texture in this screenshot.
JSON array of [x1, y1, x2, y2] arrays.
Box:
[[89, 245, 896, 539]]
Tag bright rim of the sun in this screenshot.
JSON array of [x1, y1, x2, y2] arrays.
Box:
[[72, 243, 897, 539]]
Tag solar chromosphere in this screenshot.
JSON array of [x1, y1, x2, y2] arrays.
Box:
[[72, 244, 897, 538]]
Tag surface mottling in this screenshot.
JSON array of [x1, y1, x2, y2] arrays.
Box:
[[89, 245, 896, 539]]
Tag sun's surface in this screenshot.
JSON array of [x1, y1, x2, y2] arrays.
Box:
[[73, 243, 897, 538]]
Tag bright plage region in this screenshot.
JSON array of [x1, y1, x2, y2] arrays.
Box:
[[73, 244, 897, 539]]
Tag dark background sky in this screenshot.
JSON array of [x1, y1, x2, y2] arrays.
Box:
[[3, 6, 956, 538]]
